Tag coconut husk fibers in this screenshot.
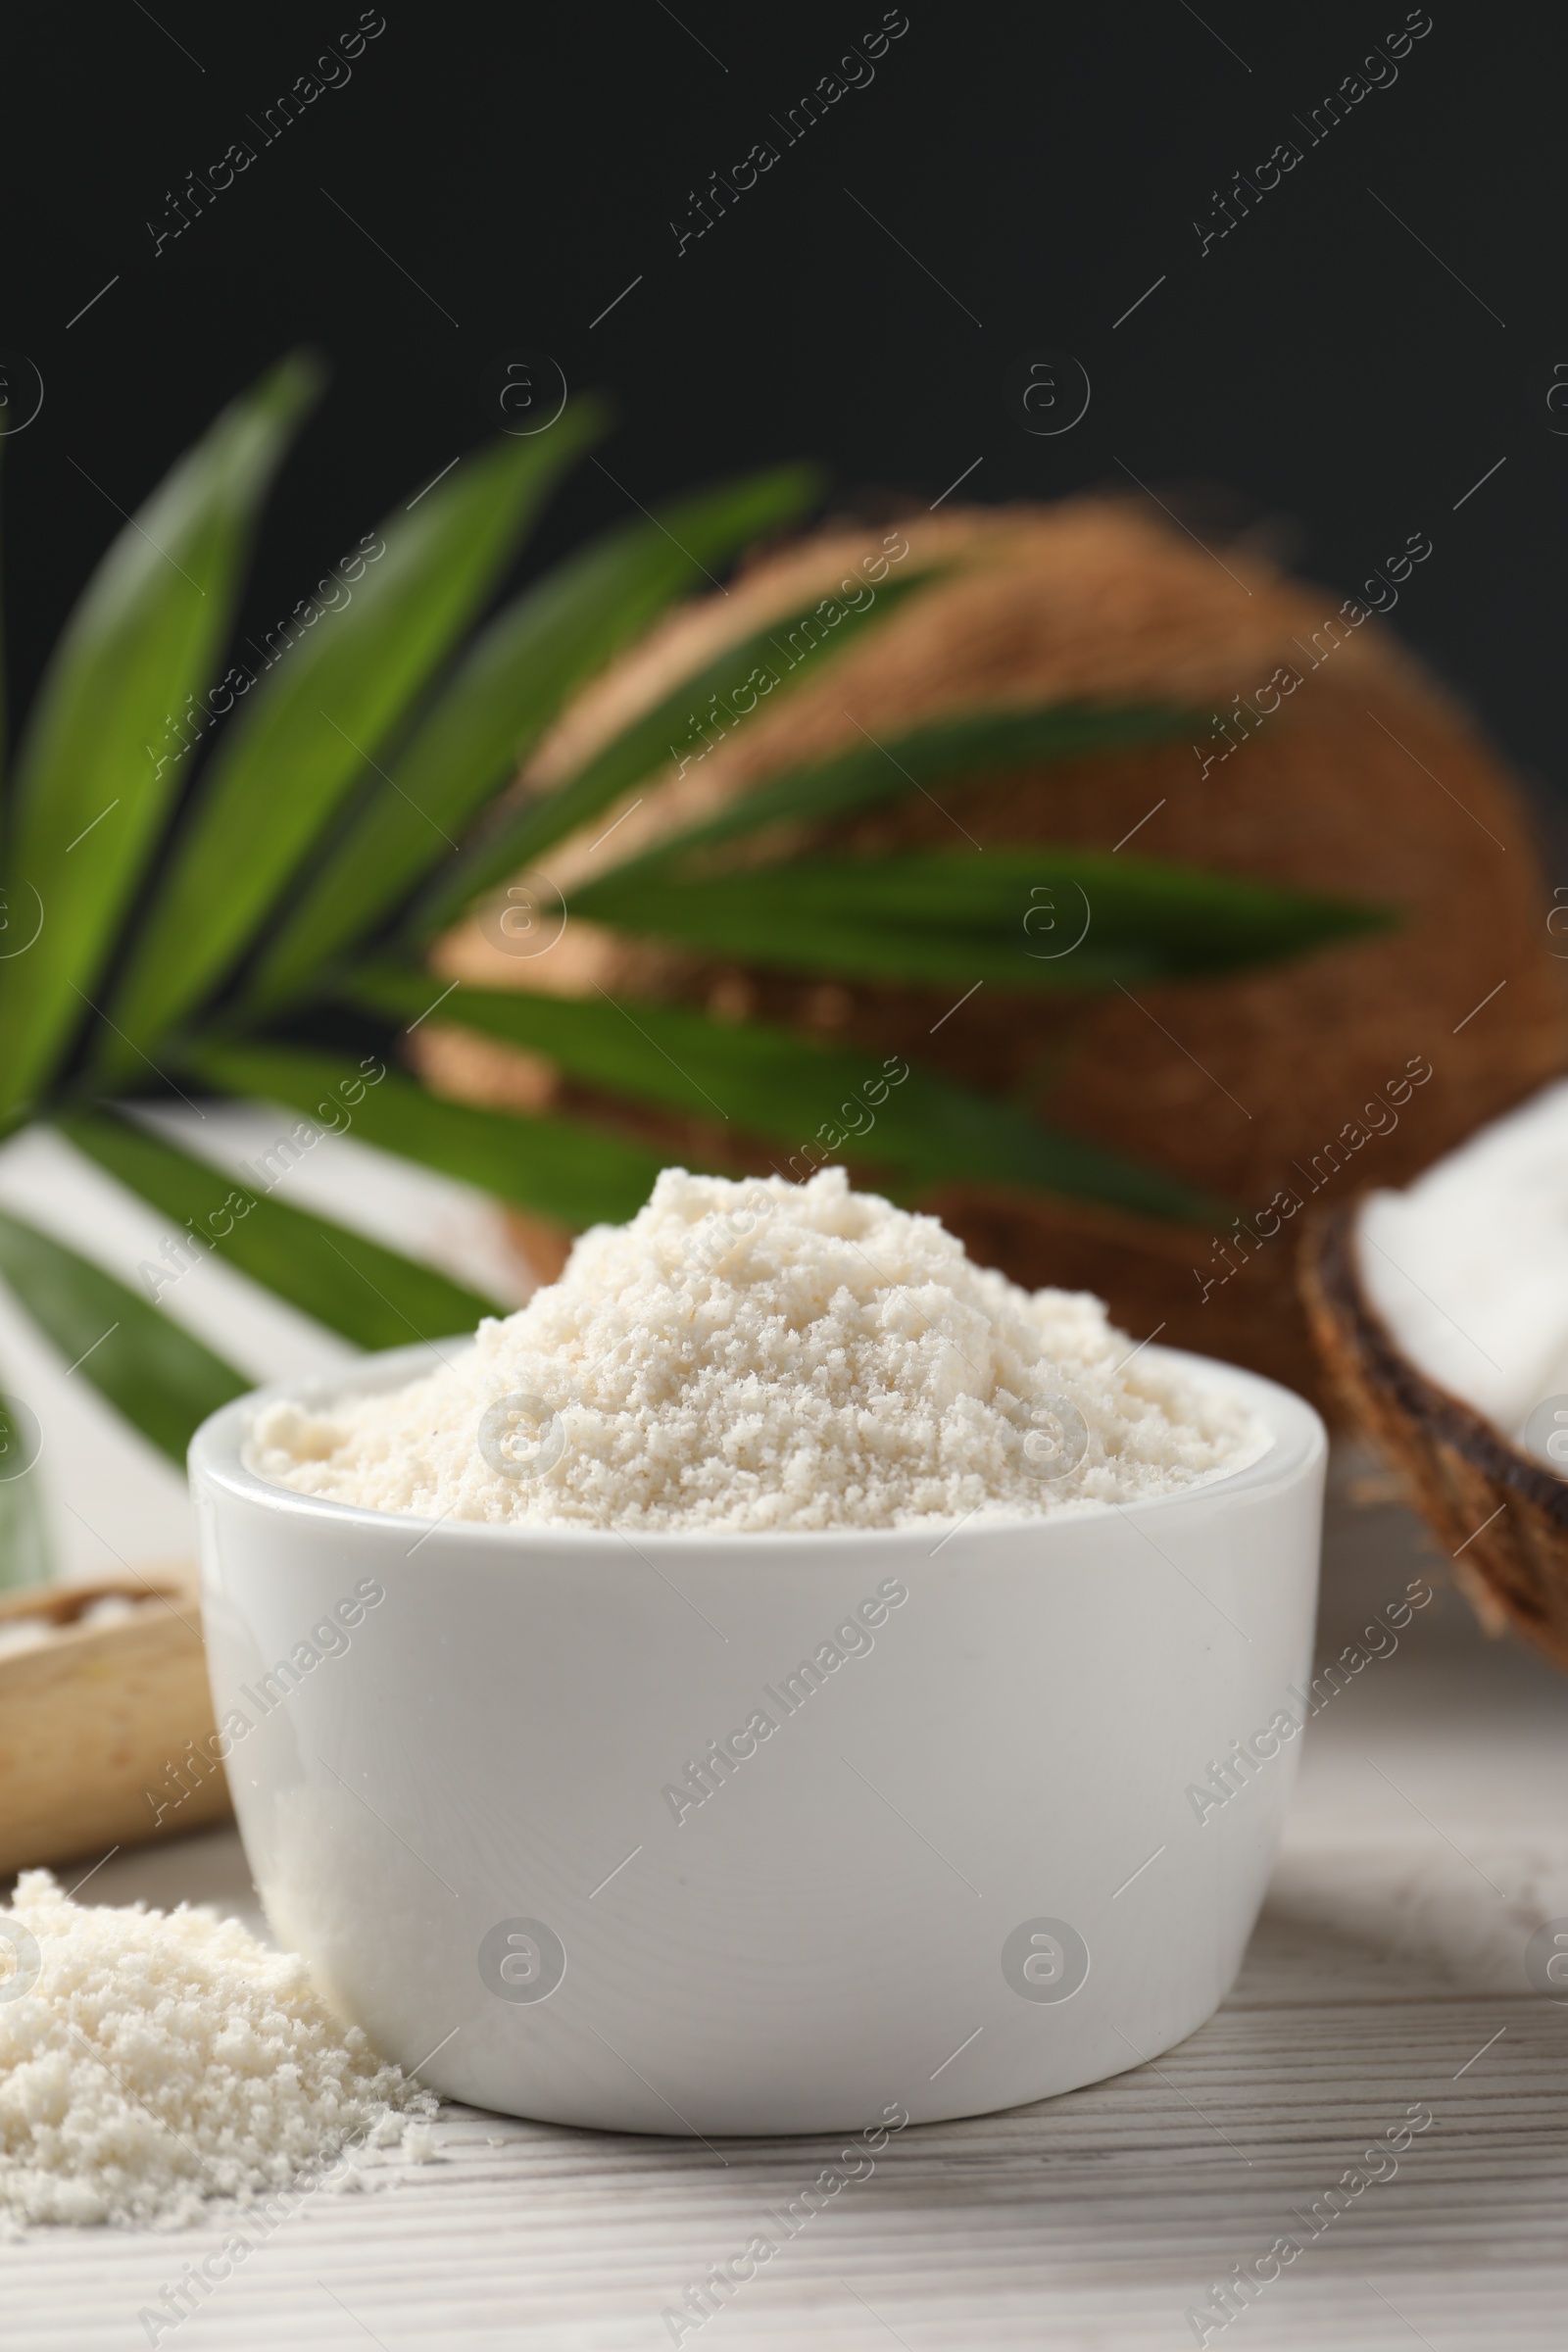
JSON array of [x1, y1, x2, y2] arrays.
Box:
[[1301, 1202, 1568, 1669], [425, 498, 1568, 1401]]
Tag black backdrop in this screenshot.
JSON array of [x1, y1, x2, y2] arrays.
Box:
[[3, 2, 1561, 834]]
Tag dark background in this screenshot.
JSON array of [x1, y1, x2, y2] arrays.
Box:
[[2, 2, 1561, 829]]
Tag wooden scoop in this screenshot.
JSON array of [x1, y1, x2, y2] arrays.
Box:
[[0, 1571, 231, 1878]]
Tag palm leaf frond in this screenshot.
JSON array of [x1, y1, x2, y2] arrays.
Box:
[[60, 1110, 501, 1348], [0, 1208, 247, 1459], [590, 701, 1203, 888], [412, 567, 937, 935], [245, 465, 824, 1012], [569, 849, 1392, 988], [351, 963, 1224, 1221], [102, 400, 608, 1076], [0, 355, 321, 1127], [185, 1043, 667, 1228]]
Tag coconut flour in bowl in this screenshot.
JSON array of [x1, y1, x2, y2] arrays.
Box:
[[251, 1168, 1266, 1532]]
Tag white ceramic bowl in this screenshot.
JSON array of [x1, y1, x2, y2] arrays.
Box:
[[189, 1340, 1324, 2135]]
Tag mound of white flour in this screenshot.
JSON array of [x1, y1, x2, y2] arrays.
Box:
[[0, 1872, 432, 2230], [252, 1168, 1264, 1531]]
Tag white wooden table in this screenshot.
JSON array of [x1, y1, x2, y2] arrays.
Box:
[[4, 1449, 1566, 2351]]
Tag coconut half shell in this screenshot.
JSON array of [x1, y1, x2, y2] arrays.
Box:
[[1300, 1199, 1568, 1671]]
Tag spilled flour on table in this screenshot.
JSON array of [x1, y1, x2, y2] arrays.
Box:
[[0, 1872, 432, 2230]]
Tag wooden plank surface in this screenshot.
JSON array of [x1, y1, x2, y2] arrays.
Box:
[[3, 1450, 1565, 2351]]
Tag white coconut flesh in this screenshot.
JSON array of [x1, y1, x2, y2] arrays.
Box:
[[1357, 1076, 1568, 1465]]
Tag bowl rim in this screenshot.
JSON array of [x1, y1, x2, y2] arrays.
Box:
[[187, 1337, 1325, 1558]]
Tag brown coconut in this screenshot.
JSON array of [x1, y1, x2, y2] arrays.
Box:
[[1300, 1201, 1568, 1670], [423, 497, 1568, 1397]]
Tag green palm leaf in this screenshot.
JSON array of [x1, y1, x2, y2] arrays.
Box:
[[243, 466, 821, 1013], [591, 701, 1200, 889], [102, 400, 608, 1078], [570, 849, 1392, 988], [59, 1109, 501, 1348], [0, 354, 321, 1128], [184, 1043, 666, 1228], [410, 568, 936, 937], [0, 1209, 247, 1460], [349, 964, 1221, 1220]]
